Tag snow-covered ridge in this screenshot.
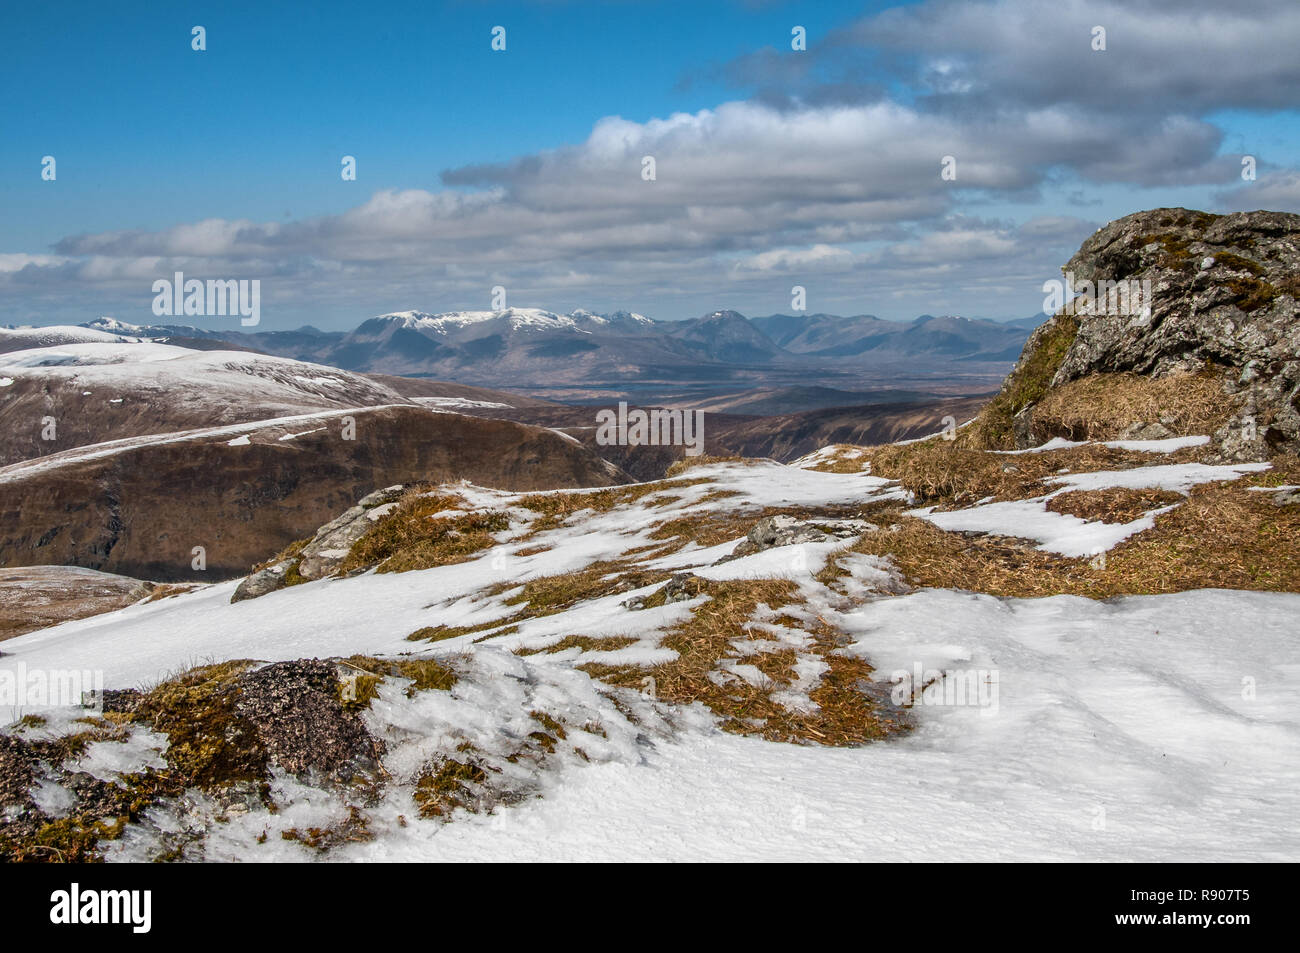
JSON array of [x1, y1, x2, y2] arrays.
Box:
[[0, 324, 143, 350], [371, 307, 653, 334]]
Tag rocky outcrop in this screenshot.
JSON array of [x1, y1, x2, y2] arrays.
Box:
[[231, 485, 406, 601], [1050, 208, 1300, 458], [727, 514, 877, 559]]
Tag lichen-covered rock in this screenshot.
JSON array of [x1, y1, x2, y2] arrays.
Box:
[[1270, 488, 1300, 507], [0, 734, 34, 808], [231, 484, 408, 602], [1051, 208, 1300, 458], [296, 485, 406, 581], [728, 514, 877, 559], [234, 660, 383, 784], [230, 561, 292, 602], [662, 572, 705, 603]]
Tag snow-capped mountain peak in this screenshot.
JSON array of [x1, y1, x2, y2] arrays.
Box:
[[372, 308, 577, 334], [84, 316, 146, 334]]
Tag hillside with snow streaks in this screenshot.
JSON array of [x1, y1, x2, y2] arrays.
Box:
[[2, 455, 1297, 862]]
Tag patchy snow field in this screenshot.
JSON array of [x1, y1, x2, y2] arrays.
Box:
[[3, 459, 1297, 861]]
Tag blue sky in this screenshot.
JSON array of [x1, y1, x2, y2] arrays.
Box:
[[4, 0, 880, 243], [2, 0, 1298, 329]]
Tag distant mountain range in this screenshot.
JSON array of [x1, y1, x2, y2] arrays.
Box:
[[69, 309, 1043, 388]]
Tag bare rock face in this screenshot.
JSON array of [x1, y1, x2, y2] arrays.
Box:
[[229, 562, 293, 603], [1053, 208, 1300, 457]]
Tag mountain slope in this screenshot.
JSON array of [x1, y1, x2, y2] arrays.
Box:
[[0, 342, 545, 467], [0, 404, 629, 581]]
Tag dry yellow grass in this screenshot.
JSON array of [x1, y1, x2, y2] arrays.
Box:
[[1028, 371, 1232, 443], [582, 578, 909, 745], [799, 445, 871, 473], [515, 635, 639, 656], [341, 490, 509, 574], [865, 437, 1206, 506], [1046, 487, 1184, 523], [664, 454, 750, 477], [841, 459, 1300, 596], [962, 312, 1079, 450], [514, 479, 707, 533]]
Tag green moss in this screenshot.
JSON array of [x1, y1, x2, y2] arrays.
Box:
[[0, 767, 181, 863], [1136, 232, 1196, 267], [3, 815, 126, 863], [135, 660, 266, 791], [280, 558, 309, 588], [280, 806, 373, 851], [338, 655, 458, 709], [413, 758, 487, 818], [965, 313, 1080, 450], [1211, 251, 1266, 276], [1224, 277, 1278, 313]]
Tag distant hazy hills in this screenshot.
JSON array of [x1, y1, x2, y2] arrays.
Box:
[[71, 308, 1042, 387]]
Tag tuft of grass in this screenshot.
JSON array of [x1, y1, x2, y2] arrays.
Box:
[[338, 655, 459, 708], [341, 490, 509, 574], [515, 635, 639, 657], [1046, 487, 1184, 523], [799, 445, 870, 473], [248, 536, 310, 577], [405, 623, 482, 643], [665, 455, 749, 477], [583, 578, 908, 746]]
